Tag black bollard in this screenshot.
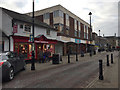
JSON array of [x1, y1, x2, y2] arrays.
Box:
[[68, 52, 70, 63], [111, 53, 113, 64], [76, 53, 78, 62], [107, 55, 109, 66], [99, 60, 104, 80], [90, 51, 92, 57]]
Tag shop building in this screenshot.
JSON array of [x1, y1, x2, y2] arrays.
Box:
[[0, 7, 58, 60], [26, 4, 94, 55]]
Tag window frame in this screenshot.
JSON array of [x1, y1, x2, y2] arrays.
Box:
[[43, 13, 50, 19], [53, 10, 63, 18], [23, 24, 31, 33], [75, 29, 78, 37]]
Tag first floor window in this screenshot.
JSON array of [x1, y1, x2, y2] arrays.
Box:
[[87, 33, 88, 39], [78, 31, 80, 37], [24, 24, 31, 32], [84, 33, 86, 39], [43, 13, 50, 19], [75, 30, 77, 37]]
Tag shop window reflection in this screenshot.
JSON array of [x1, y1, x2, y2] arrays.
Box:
[[19, 43, 28, 59]]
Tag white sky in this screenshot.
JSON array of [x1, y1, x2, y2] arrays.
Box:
[[0, 0, 119, 36]]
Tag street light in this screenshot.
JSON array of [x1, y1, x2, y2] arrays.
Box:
[[99, 30, 100, 52], [31, 0, 35, 70], [88, 12, 92, 56]]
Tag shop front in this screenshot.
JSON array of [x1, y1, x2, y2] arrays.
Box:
[[13, 35, 57, 61]]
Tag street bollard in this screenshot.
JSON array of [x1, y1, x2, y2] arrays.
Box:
[[81, 51, 84, 57], [99, 60, 104, 80], [76, 53, 78, 62], [107, 55, 109, 66], [68, 52, 70, 63], [90, 51, 92, 57], [111, 53, 113, 64]]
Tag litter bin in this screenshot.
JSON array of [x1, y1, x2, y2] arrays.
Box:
[[52, 54, 60, 64]]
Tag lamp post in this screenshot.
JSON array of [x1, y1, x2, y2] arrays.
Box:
[[31, 0, 35, 70], [99, 30, 100, 52], [88, 12, 92, 56]]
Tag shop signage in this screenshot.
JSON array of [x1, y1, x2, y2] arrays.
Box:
[[29, 34, 34, 42], [13, 24, 18, 33], [81, 40, 86, 44], [71, 38, 75, 43], [75, 39, 81, 43], [61, 36, 71, 42]]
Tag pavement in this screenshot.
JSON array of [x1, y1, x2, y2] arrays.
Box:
[[86, 51, 119, 88], [25, 51, 103, 72]]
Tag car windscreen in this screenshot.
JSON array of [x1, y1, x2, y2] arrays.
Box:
[[0, 55, 8, 61]]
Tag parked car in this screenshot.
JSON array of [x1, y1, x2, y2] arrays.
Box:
[[0, 51, 26, 81]]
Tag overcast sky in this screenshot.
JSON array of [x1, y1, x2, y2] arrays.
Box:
[[0, 0, 119, 36]]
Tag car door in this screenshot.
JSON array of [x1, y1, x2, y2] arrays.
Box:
[[8, 52, 18, 73], [14, 52, 23, 71]]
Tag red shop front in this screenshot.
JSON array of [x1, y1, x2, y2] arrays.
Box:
[[13, 35, 57, 60]]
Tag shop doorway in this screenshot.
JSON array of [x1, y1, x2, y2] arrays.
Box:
[[37, 44, 43, 60]]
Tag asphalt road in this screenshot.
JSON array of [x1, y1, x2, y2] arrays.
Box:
[[2, 51, 119, 88]]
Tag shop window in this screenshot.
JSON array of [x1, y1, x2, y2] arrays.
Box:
[[28, 44, 32, 59], [46, 29, 50, 35], [15, 43, 19, 53], [43, 44, 54, 55], [19, 43, 28, 59]]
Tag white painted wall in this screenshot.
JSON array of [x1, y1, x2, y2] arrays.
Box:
[[2, 10, 13, 36], [0, 8, 2, 32], [10, 36, 13, 51], [14, 22, 57, 38], [2, 37, 9, 51], [34, 26, 46, 37]]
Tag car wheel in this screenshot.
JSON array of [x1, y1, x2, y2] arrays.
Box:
[[8, 67, 14, 81]]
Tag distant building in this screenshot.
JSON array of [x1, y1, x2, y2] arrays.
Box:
[[92, 32, 108, 52], [26, 4, 93, 55], [104, 36, 118, 49]]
